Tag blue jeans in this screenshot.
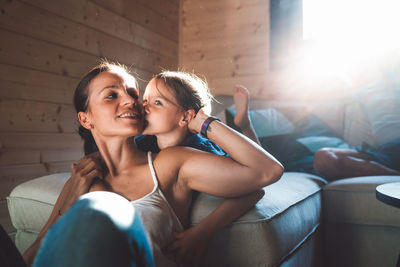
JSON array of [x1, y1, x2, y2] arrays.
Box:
[[34, 191, 154, 267]]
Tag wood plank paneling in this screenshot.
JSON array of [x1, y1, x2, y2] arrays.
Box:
[[182, 1, 268, 27], [0, 0, 176, 74], [0, 149, 41, 166], [0, 148, 82, 166], [180, 0, 270, 97], [134, 0, 179, 24], [181, 41, 268, 63], [208, 74, 272, 97], [182, 55, 268, 80], [181, 22, 267, 44], [0, 64, 77, 104], [0, 28, 153, 90], [0, 99, 77, 133], [0, 28, 98, 78], [21, 0, 178, 58], [0, 133, 83, 150], [91, 0, 178, 42]]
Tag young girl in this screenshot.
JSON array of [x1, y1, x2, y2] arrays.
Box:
[[24, 62, 283, 267], [136, 72, 268, 265]]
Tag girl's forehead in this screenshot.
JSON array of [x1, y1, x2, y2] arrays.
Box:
[[145, 78, 179, 104], [146, 79, 170, 95]]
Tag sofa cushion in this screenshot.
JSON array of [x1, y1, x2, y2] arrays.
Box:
[[323, 176, 400, 267], [8, 172, 325, 266], [191, 172, 326, 266], [7, 173, 69, 252], [323, 176, 400, 226], [343, 102, 375, 146], [357, 81, 400, 147], [225, 108, 295, 138]]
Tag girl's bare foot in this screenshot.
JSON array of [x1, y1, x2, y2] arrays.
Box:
[[233, 85, 251, 129]]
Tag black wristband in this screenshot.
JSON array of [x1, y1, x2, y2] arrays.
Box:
[[200, 116, 221, 138]]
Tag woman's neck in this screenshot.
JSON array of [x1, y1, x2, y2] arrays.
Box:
[[94, 135, 146, 177]]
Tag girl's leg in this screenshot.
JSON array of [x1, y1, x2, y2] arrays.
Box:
[[313, 148, 400, 181], [233, 85, 261, 145], [34, 191, 154, 267]]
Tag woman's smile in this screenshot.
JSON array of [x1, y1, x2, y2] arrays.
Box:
[[118, 110, 142, 120]]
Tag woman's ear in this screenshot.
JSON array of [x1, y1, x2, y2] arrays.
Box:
[[78, 112, 93, 130], [179, 109, 196, 127]]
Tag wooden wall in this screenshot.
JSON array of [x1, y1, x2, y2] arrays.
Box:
[[0, 0, 179, 233], [180, 0, 364, 101], [180, 0, 275, 98]]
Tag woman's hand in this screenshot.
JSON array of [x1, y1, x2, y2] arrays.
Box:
[[188, 109, 209, 134], [166, 225, 211, 267], [59, 152, 103, 215], [23, 152, 103, 266]]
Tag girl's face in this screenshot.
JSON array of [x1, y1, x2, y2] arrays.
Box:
[[79, 71, 144, 138], [142, 78, 184, 135]]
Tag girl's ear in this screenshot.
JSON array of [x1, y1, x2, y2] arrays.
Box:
[[179, 109, 196, 127], [78, 112, 93, 130]]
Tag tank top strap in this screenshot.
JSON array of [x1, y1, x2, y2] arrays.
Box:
[[147, 152, 159, 187]]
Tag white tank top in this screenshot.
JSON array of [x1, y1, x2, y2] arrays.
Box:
[[131, 152, 184, 267]]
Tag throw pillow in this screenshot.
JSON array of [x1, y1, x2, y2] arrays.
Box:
[[225, 108, 295, 138], [357, 75, 400, 147]]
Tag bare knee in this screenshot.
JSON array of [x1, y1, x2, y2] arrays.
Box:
[[313, 148, 342, 177]]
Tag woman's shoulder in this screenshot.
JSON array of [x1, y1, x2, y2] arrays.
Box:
[[154, 146, 204, 162], [151, 147, 203, 179]]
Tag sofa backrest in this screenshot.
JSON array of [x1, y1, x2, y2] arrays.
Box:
[[211, 95, 374, 146]]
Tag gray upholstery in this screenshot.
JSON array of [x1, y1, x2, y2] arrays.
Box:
[[7, 96, 400, 266], [8, 172, 326, 267], [323, 176, 400, 267], [191, 172, 326, 266], [7, 173, 69, 253]]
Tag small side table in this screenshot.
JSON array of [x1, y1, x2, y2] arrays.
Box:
[[376, 182, 400, 208], [376, 182, 400, 267]]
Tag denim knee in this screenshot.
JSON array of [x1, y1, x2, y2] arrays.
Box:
[[34, 191, 154, 267]]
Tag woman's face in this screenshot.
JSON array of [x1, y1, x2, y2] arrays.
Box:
[[80, 71, 144, 137], [142, 78, 184, 135]]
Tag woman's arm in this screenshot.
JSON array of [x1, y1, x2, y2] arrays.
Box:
[[169, 110, 283, 198], [168, 190, 264, 266], [23, 154, 103, 266]]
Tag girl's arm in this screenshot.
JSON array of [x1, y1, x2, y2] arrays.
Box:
[[165, 110, 283, 198], [168, 190, 264, 266], [23, 154, 102, 266]]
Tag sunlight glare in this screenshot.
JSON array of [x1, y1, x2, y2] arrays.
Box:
[[298, 0, 400, 86]]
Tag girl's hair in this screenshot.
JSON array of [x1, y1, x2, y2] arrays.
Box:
[[154, 71, 213, 114], [73, 61, 136, 155]]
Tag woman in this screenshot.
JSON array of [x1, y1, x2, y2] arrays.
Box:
[[24, 62, 283, 266]]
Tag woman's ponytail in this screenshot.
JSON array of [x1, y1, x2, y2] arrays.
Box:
[[78, 125, 98, 155]]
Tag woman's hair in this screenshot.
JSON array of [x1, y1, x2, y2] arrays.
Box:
[[154, 71, 213, 114], [73, 61, 136, 155]]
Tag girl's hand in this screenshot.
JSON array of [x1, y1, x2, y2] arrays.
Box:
[[166, 225, 211, 267], [59, 152, 103, 214], [188, 109, 209, 134]]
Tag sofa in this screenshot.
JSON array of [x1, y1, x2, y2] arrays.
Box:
[[7, 91, 400, 266]]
